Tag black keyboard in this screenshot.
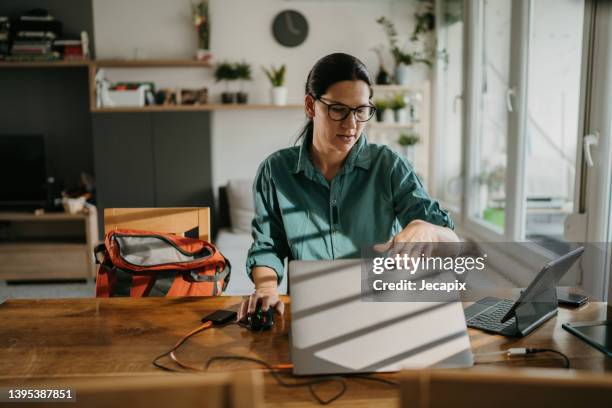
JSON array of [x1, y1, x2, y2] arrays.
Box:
[[467, 298, 516, 333]]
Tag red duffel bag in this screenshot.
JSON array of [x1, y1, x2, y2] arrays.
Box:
[[94, 229, 231, 297]]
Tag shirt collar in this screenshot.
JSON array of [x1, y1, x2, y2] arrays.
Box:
[[293, 132, 371, 177]]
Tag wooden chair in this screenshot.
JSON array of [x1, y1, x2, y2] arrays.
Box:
[[97, 207, 214, 298], [31, 371, 263, 408], [399, 367, 612, 408], [104, 207, 210, 242]]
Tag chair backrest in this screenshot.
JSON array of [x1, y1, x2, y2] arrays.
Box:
[[104, 208, 210, 242], [32, 371, 262, 408], [399, 367, 612, 408]]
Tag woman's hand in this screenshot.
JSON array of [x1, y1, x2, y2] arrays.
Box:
[[237, 286, 284, 322], [394, 219, 459, 243], [237, 266, 285, 322], [374, 219, 460, 257]]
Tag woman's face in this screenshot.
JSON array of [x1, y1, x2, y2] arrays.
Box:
[[306, 80, 371, 155]]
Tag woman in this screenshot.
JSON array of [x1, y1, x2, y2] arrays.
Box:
[[237, 53, 458, 321]]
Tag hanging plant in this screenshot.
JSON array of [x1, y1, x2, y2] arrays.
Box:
[[411, 0, 435, 41], [376, 16, 432, 68]]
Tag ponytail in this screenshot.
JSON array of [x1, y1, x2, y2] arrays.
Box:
[[295, 118, 313, 145]]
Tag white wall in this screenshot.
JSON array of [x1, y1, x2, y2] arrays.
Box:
[[92, 0, 417, 191]]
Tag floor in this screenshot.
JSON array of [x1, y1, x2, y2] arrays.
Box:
[[0, 279, 96, 303], [0, 276, 255, 303], [0, 267, 514, 304]]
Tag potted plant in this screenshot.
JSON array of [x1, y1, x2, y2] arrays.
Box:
[[373, 46, 392, 85], [373, 99, 389, 122], [235, 61, 252, 104], [397, 132, 420, 163], [377, 16, 432, 85], [262, 64, 287, 105], [382, 98, 395, 124], [191, 0, 211, 61], [390, 93, 410, 124], [215, 62, 238, 104]]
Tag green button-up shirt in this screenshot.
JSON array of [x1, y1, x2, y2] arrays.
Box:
[[246, 133, 454, 284]]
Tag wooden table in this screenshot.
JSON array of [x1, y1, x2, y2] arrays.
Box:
[[1, 296, 611, 407]]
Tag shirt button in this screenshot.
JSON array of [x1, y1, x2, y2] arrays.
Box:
[[331, 199, 337, 205]]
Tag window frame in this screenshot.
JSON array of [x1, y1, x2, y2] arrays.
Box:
[[433, 0, 463, 219], [450, 0, 600, 277]]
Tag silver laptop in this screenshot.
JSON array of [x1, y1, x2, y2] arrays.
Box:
[[288, 259, 474, 376]]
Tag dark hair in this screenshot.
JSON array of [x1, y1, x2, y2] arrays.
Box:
[[296, 53, 373, 144]]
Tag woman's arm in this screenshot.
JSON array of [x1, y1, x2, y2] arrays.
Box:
[[252, 266, 279, 289], [239, 160, 288, 322], [390, 155, 459, 243], [245, 160, 290, 285]]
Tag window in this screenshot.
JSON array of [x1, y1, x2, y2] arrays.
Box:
[[523, 0, 584, 253], [443, 0, 611, 299], [472, 0, 512, 232], [436, 0, 464, 212]]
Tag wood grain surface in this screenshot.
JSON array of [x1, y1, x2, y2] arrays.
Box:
[[0, 296, 610, 407]]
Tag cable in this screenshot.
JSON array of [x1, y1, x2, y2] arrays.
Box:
[[152, 320, 346, 404], [474, 347, 570, 369], [526, 348, 571, 369], [346, 374, 399, 386], [152, 320, 214, 372], [153, 320, 397, 405], [205, 355, 347, 405]]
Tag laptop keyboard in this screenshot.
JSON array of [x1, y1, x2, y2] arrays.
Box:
[[467, 298, 516, 333]]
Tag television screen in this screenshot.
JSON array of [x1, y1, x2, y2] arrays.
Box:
[[0, 135, 47, 206]]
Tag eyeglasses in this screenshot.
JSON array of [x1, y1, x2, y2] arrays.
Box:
[[315, 97, 376, 122]]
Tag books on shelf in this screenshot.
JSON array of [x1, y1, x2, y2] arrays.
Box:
[[12, 37, 53, 55], [4, 53, 60, 62], [54, 39, 84, 59], [14, 9, 62, 36], [20, 15, 55, 22], [54, 39, 81, 46], [0, 17, 9, 59], [8, 9, 62, 61], [16, 30, 57, 40], [1, 9, 90, 62]]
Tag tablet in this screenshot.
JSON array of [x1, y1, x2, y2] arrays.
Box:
[[562, 321, 612, 357]]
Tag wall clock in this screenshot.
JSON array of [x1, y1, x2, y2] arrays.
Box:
[[272, 10, 309, 47]]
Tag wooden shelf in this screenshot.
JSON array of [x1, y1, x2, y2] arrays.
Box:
[[372, 84, 421, 93], [0, 212, 89, 221], [0, 58, 212, 69], [0, 208, 98, 280], [0, 242, 88, 250], [0, 59, 91, 68], [93, 59, 213, 68], [91, 104, 304, 113], [368, 122, 418, 129]]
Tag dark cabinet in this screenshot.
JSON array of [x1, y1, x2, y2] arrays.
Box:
[[151, 112, 212, 206], [92, 113, 155, 206], [92, 112, 213, 236]]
